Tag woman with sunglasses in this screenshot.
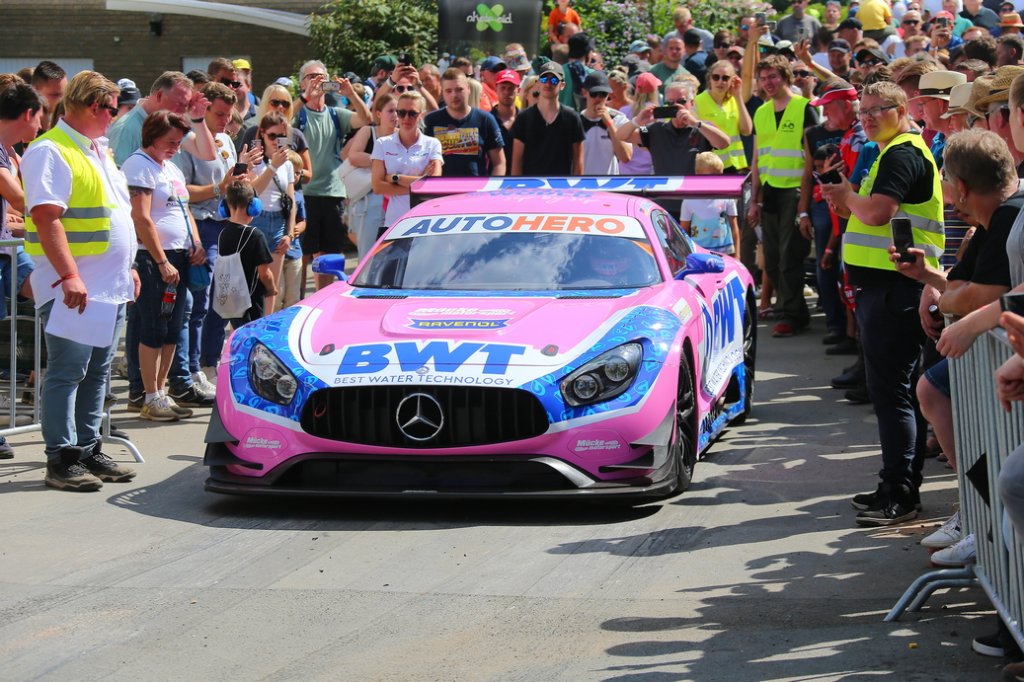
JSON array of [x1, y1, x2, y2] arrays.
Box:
[[520, 75, 541, 108], [249, 112, 297, 314], [371, 92, 443, 231], [235, 84, 313, 186], [694, 61, 752, 173], [341, 94, 397, 260]]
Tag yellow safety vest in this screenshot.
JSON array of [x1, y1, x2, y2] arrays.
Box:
[[844, 132, 944, 271], [753, 95, 808, 189], [694, 91, 748, 171], [23, 126, 112, 257]]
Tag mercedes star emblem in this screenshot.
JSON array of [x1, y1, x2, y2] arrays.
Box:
[[395, 392, 445, 441]]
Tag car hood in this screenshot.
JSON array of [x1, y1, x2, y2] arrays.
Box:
[[290, 284, 671, 382]]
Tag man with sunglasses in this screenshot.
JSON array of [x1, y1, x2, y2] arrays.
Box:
[[511, 62, 585, 176], [579, 72, 632, 174], [21, 72, 141, 491], [820, 81, 944, 526], [108, 71, 215, 168], [423, 68, 506, 177]]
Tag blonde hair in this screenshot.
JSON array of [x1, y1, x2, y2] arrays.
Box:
[[63, 70, 119, 115], [286, 149, 303, 173], [466, 79, 481, 109], [695, 151, 725, 175], [254, 84, 294, 122]]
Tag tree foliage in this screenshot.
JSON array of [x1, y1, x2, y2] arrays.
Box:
[[309, 0, 439, 76]]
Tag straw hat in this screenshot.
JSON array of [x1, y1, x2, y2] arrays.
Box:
[[910, 70, 966, 101], [962, 74, 995, 117], [1000, 12, 1024, 28], [973, 65, 1024, 110], [940, 82, 972, 118]]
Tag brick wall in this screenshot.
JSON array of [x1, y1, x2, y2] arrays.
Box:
[[0, 1, 323, 92]]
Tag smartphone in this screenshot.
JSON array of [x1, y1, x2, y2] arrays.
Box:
[[755, 11, 766, 26], [891, 216, 915, 263], [1001, 292, 1024, 316], [399, 53, 413, 66], [652, 105, 678, 119], [937, 16, 950, 27], [276, 138, 289, 150], [816, 169, 843, 185], [232, 162, 247, 176], [322, 81, 341, 93]]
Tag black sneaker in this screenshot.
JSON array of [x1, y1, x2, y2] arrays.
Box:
[[831, 366, 865, 389], [825, 337, 859, 356], [44, 447, 102, 491], [80, 447, 136, 483], [855, 484, 919, 527], [852, 482, 922, 511], [126, 393, 144, 413], [168, 385, 215, 408], [0, 436, 12, 460]]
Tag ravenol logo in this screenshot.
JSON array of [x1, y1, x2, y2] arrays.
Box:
[[467, 3, 513, 31]]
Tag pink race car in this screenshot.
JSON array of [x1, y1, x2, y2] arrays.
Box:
[[204, 177, 756, 499]]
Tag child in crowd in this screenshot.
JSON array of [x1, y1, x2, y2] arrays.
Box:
[[276, 150, 306, 311], [218, 181, 276, 327], [678, 152, 740, 255], [548, 0, 581, 43]]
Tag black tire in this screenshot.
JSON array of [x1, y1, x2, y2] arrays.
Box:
[[732, 290, 757, 425], [671, 354, 699, 493]]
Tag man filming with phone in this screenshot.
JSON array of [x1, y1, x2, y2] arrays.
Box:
[[821, 81, 944, 527]]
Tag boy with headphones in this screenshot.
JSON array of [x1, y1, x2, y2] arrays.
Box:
[[217, 181, 277, 326]]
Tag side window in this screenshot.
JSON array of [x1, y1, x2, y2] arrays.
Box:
[[651, 210, 694, 275]]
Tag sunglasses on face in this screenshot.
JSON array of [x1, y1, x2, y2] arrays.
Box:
[[794, 70, 812, 78], [303, 73, 327, 81], [665, 98, 689, 106], [97, 104, 118, 116], [539, 75, 561, 85], [393, 85, 415, 93], [396, 109, 419, 118], [903, 19, 920, 24], [219, 78, 242, 89], [740, 24, 750, 30], [264, 132, 286, 140], [269, 99, 290, 108], [709, 73, 731, 82], [860, 59, 882, 67]]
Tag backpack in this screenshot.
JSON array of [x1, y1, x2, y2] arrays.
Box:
[[295, 105, 344, 152], [212, 226, 258, 319]]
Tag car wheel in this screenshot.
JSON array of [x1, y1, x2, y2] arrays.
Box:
[[671, 355, 699, 493], [732, 290, 757, 425]]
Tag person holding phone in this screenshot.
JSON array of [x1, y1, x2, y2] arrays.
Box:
[[820, 81, 945, 527], [249, 112, 297, 315]]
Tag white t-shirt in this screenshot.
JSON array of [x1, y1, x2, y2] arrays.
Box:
[[371, 131, 444, 227], [582, 109, 630, 175], [21, 120, 138, 307], [252, 158, 295, 213], [121, 150, 190, 251]]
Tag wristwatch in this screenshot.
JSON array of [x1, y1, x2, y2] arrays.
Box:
[[391, 173, 400, 185]]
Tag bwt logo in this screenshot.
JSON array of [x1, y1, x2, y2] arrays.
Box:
[[467, 3, 513, 31]]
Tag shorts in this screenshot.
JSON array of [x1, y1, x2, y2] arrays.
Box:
[[923, 356, 950, 398], [301, 195, 347, 255], [134, 249, 189, 348], [251, 210, 287, 251]]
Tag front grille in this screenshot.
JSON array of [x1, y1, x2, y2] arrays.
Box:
[[300, 385, 550, 448]]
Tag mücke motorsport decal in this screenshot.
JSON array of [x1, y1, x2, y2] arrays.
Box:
[[698, 274, 745, 397], [390, 214, 645, 239]]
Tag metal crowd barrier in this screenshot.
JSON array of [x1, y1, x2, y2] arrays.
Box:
[[0, 238, 143, 463], [886, 330, 1024, 654]]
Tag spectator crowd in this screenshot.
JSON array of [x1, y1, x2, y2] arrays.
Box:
[[5, 0, 1024, 672]]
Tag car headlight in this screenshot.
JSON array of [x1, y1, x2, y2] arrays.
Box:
[[560, 342, 643, 407], [249, 343, 298, 405]]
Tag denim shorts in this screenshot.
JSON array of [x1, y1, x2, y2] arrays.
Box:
[[251, 210, 286, 251], [134, 249, 189, 348], [0, 244, 34, 319], [924, 356, 951, 398]]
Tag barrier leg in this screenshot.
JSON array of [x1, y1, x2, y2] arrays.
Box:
[[884, 565, 977, 622]]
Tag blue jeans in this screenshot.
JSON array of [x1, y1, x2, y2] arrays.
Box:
[[198, 218, 228, 368], [39, 300, 125, 460], [0, 244, 34, 319], [855, 280, 928, 490], [810, 201, 844, 334]]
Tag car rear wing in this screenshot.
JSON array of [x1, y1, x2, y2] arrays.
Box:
[[409, 175, 752, 209]]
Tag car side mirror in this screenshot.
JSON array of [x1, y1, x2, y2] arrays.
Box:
[[675, 252, 725, 280], [312, 254, 348, 282]]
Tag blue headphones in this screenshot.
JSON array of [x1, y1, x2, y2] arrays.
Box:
[[217, 196, 263, 220]]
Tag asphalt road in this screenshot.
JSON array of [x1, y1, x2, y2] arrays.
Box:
[[0, 313, 1005, 681]]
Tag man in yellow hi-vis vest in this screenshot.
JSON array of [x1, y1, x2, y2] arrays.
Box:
[[822, 81, 944, 528], [748, 54, 819, 338], [21, 71, 140, 492]]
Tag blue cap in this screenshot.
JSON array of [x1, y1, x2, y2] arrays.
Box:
[[629, 39, 650, 54], [480, 56, 507, 72]]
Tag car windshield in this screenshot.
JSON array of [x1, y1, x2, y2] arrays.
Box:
[[353, 231, 662, 291]]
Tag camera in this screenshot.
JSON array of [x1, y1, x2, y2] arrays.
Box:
[[652, 105, 678, 119]]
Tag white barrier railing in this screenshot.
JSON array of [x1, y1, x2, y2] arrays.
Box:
[[886, 330, 1024, 649]]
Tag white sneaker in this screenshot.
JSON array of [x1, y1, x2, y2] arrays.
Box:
[[192, 370, 216, 393], [922, 510, 961, 549], [931, 532, 976, 567], [201, 365, 218, 384]]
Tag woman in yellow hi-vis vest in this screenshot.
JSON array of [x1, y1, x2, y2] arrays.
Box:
[[693, 60, 751, 173], [748, 55, 817, 338], [821, 82, 944, 528]]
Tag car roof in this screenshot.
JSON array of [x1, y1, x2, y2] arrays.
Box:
[[402, 189, 643, 220]]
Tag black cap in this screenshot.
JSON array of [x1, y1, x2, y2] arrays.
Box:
[[683, 29, 702, 46], [855, 47, 889, 65], [568, 32, 595, 59], [838, 17, 863, 30], [117, 86, 141, 107], [581, 71, 612, 94]]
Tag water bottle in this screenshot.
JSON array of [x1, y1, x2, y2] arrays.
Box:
[[160, 283, 176, 319]]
